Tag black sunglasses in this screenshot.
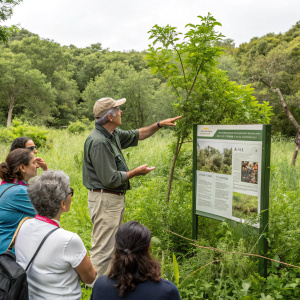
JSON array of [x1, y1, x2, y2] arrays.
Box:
[[26, 146, 36, 151], [69, 187, 74, 197]]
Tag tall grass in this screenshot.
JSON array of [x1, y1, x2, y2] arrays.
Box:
[[0, 130, 299, 299]]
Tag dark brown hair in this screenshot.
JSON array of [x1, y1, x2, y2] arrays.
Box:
[[108, 221, 161, 297], [10, 137, 30, 152], [0, 149, 32, 182]]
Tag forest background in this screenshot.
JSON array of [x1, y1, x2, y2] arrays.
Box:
[[0, 21, 299, 134], [1, 6, 300, 299]]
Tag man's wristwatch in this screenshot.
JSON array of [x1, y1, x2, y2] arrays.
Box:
[[157, 122, 163, 128]]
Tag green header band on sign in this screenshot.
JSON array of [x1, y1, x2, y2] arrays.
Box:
[[198, 130, 263, 141]]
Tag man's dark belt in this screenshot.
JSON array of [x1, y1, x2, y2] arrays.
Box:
[[89, 188, 124, 196]]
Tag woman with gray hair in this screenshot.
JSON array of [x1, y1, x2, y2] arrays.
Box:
[[15, 170, 97, 300]]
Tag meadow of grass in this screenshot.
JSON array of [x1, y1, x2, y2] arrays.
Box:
[[0, 128, 299, 299]]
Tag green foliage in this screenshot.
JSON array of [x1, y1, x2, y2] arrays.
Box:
[[9, 28, 38, 41], [146, 14, 273, 203], [8, 37, 81, 127], [0, 0, 22, 43], [173, 253, 180, 286], [0, 119, 48, 147], [71, 48, 146, 92], [232, 22, 300, 136], [146, 14, 223, 137], [9, 37, 72, 81], [0, 31, 177, 129], [0, 0, 22, 21], [81, 61, 174, 129], [67, 118, 92, 134], [267, 138, 300, 265], [0, 48, 55, 127], [217, 54, 242, 82], [0, 24, 18, 43], [0, 126, 14, 143], [0, 17, 275, 133], [146, 14, 273, 145], [177, 271, 300, 299], [0, 18, 299, 298], [0, 128, 299, 299]]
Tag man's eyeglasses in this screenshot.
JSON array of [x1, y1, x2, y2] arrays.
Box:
[[69, 187, 74, 197], [26, 146, 36, 151]]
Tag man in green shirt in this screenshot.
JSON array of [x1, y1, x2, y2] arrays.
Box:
[[83, 97, 181, 278]]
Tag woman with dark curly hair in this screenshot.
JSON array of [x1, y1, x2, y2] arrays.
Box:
[[91, 221, 181, 300], [10, 136, 48, 171], [0, 148, 38, 253]]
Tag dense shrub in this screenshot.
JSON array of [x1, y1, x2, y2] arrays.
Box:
[[0, 119, 48, 147], [0, 127, 14, 143], [68, 118, 93, 134]]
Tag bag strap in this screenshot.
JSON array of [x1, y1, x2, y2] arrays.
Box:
[[25, 227, 59, 271], [7, 217, 32, 251], [0, 183, 18, 198]]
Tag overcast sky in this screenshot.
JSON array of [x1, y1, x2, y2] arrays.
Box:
[[3, 0, 300, 51]]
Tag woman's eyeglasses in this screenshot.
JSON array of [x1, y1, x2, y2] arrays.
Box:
[[69, 188, 74, 197], [26, 146, 36, 151]]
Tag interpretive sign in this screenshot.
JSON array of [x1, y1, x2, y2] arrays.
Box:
[[192, 125, 271, 276]]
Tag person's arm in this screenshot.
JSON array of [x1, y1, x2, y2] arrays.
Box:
[[66, 234, 97, 284], [75, 253, 97, 284], [35, 157, 48, 171], [139, 116, 182, 140], [126, 164, 155, 179]]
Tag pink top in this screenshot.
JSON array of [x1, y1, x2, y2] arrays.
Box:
[[0, 179, 28, 186]]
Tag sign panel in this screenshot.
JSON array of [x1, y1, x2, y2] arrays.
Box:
[[193, 125, 270, 227], [192, 124, 271, 277]]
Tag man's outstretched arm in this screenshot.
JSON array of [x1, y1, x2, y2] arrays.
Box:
[[138, 116, 182, 140], [126, 164, 155, 179]]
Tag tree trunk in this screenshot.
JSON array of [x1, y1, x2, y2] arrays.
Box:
[[259, 80, 300, 166], [7, 95, 16, 128], [270, 87, 300, 166], [166, 137, 183, 203], [292, 131, 300, 166], [270, 87, 300, 133]]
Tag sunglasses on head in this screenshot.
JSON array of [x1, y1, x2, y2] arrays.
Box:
[[26, 146, 36, 151], [68, 187, 74, 197]]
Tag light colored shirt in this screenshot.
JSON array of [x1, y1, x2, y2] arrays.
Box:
[[15, 218, 87, 300]]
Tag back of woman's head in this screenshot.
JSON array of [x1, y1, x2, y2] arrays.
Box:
[[27, 170, 70, 219], [0, 149, 32, 182], [115, 220, 151, 254], [10, 137, 30, 152], [108, 221, 161, 297]]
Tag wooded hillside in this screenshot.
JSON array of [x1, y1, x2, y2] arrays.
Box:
[[218, 21, 300, 136]]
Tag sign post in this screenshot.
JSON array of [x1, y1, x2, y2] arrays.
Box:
[[192, 125, 271, 277]]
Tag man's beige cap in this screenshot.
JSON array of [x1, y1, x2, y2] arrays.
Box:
[[93, 97, 126, 118]]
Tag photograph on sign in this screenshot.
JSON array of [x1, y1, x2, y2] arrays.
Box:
[[241, 161, 258, 184]]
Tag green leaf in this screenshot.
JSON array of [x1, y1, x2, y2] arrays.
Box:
[[172, 253, 180, 286], [273, 255, 280, 268]]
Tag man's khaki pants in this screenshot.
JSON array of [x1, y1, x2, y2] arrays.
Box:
[[87, 190, 125, 277]]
